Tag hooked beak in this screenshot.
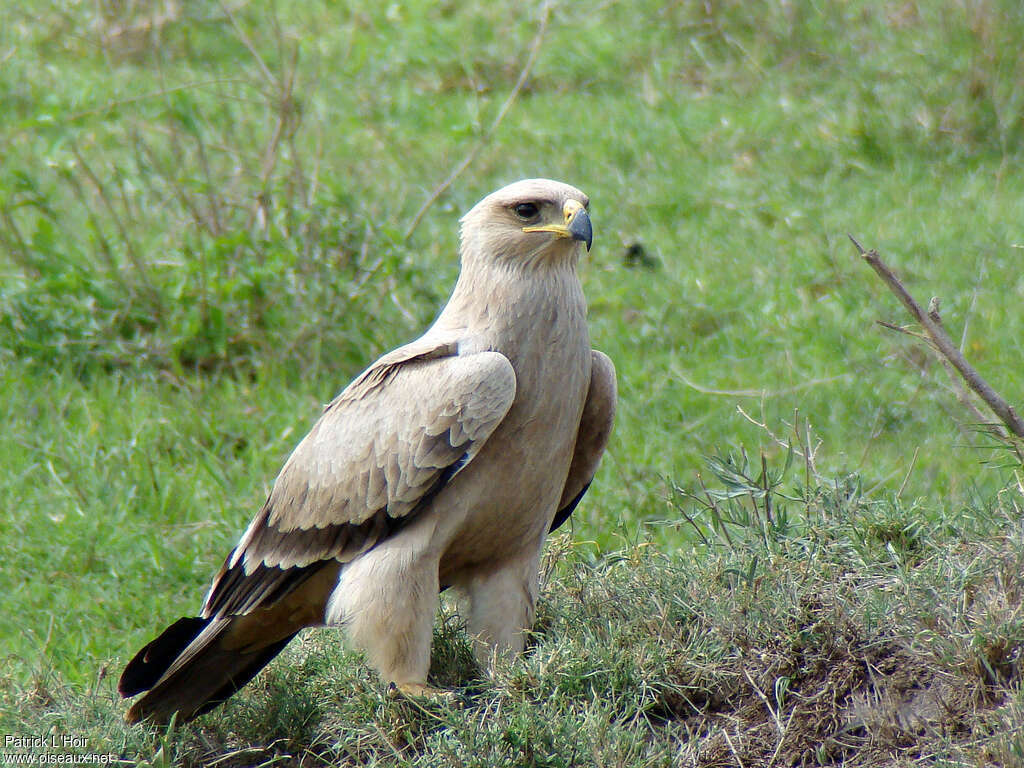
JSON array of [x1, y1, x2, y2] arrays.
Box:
[[522, 199, 593, 252]]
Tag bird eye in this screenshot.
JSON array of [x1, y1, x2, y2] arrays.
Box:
[[513, 202, 539, 221]]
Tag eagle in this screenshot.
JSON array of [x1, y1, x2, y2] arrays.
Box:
[[119, 178, 616, 723]]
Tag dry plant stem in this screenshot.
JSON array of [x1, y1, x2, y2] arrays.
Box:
[[742, 668, 793, 768], [850, 235, 1024, 440], [221, 1, 301, 233], [925, 300, 1000, 428], [875, 319, 990, 437], [675, 499, 711, 546], [404, 0, 552, 241], [65, 79, 242, 123], [697, 472, 733, 548], [897, 446, 920, 500], [0, 205, 35, 276], [70, 143, 157, 302], [675, 367, 851, 398], [737, 406, 821, 483]]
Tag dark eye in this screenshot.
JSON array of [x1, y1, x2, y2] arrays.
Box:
[[513, 202, 539, 220]]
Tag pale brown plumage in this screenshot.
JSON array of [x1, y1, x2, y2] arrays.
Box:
[[119, 178, 616, 724]]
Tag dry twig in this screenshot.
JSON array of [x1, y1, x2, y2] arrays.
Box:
[[850, 235, 1024, 445], [404, 0, 552, 240]]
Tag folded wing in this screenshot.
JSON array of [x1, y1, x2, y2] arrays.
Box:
[[120, 342, 517, 723], [204, 342, 518, 618]]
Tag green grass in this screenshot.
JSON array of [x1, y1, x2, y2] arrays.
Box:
[[3, 0, 1024, 764], [5, 460, 1024, 765]]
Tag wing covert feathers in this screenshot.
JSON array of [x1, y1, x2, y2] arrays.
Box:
[[201, 347, 515, 618]]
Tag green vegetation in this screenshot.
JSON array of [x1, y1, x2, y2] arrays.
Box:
[[2, 0, 1023, 764]]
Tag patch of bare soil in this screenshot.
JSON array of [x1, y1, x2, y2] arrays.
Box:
[[656, 596, 1012, 766]]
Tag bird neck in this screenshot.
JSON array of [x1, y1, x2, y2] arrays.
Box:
[[433, 251, 587, 342]]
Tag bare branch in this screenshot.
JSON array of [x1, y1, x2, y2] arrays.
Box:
[[874, 320, 930, 342], [404, 0, 552, 241], [675, 366, 851, 398], [850, 235, 1024, 440]]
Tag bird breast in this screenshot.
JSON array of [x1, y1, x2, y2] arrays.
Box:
[[434, 267, 592, 566]]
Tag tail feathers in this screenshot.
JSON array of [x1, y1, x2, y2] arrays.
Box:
[[120, 616, 297, 725], [181, 633, 297, 721], [119, 616, 211, 697]]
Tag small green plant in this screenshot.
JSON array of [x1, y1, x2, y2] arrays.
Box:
[[671, 446, 798, 550]]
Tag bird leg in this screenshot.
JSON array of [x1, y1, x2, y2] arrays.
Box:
[[328, 541, 439, 690], [461, 550, 541, 674]]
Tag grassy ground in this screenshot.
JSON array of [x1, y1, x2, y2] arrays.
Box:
[[2, 0, 1024, 764]]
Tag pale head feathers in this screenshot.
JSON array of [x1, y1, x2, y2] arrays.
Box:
[[458, 179, 591, 269]]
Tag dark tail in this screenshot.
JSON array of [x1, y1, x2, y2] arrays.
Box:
[[119, 615, 297, 724]]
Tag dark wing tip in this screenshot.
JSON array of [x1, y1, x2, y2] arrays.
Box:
[[119, 616, 211, 697], [549, 482, 591, 534]]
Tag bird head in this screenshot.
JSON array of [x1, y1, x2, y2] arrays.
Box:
[[459, 179, 592, 268]]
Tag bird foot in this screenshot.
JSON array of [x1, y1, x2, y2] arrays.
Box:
[[388, 682, 455, 702]]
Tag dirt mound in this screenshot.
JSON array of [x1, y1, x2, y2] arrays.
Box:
[[655, 595, 1009, 766]]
